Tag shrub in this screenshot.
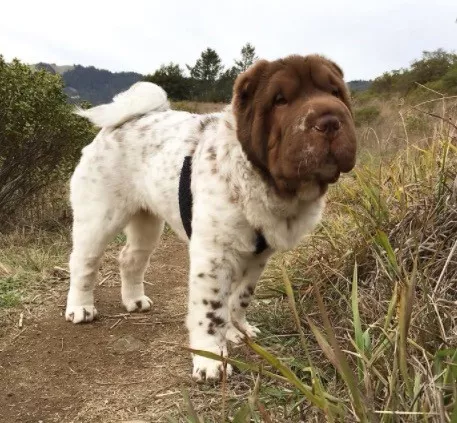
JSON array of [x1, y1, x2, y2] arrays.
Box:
[[354, 105, 380, 127], [0, 56, 95, 224]]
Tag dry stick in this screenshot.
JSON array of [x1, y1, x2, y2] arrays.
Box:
[[411, 106, 457, 132], [9, 327, 28, 344], [433, 239, 457, 295], [98, 273, 113, 286], [109, 318, 122, 330], [18, 313, 23, 328], [411, 94, 457, 110]]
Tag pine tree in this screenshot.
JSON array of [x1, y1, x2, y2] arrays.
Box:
[[234, 43, 258, 73]]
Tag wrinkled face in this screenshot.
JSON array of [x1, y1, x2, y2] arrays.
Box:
[[232, 54, 357, 197]]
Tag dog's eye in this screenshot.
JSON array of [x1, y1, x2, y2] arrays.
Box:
[[332, 88, 340, 98], [273, 93, 287, 106]]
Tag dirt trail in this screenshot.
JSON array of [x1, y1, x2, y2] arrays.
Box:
[[0, 235, 197, 423]]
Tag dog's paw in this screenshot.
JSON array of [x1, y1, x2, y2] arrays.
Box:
[[192, 355, 233, 383], [65, 305, 98, 323], [226, 321, 260, 344], [122, 295, 152, 313]]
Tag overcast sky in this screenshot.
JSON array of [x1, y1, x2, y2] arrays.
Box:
[[1, 0, 455, 81]]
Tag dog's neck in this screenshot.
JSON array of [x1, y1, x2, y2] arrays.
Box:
[[215, 107, 325, 251]]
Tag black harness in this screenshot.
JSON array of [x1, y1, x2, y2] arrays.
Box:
[[178, 156, 268, 255]]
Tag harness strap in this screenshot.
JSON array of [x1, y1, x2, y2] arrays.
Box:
[[178, 156, 193, 239], [178, 156, 268, 255]]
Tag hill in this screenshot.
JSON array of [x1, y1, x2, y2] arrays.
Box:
[[33, 61, 371, 105], [347, 79, 372, 91], [33, 63, 142, 105]]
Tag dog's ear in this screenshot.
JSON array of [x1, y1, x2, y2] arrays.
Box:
[[232, 60, 271, 174], [327, 59, 344, 79], [319, 57, 353, 115], [232, 60, 268, 112]]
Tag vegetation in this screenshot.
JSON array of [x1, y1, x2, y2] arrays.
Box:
[[354, 105, 380, 127], [30, 42, 379, 105], [368, 49, 457, 99], [145, 43, 258, 102], [0, 56, 95, 224], [1, 48, 456, 421], [178, 93, 457, 421]]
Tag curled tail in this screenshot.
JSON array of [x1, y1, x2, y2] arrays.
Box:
[[75, 82, 170, 128]]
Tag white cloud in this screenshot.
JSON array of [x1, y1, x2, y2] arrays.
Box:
[[1, 0, 456, 80]]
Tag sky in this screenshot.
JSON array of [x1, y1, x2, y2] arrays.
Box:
[[0, 0, 456, 81]]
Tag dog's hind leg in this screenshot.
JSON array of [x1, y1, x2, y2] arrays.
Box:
[[119, 210, 164, 312], [66, 199, 130, 323]]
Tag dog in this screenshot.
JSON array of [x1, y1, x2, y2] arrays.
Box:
[[65, 54, 357, 382]]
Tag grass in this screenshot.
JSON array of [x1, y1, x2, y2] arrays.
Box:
[[1, 94, 456, 422], [183, 96, 457, 421], [0, 226, 71, 310], [0, 276, 22, 307]]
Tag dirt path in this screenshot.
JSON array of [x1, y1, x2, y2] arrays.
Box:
[[0, 235, 203, 422]]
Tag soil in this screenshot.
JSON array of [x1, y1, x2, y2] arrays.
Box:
[[0, 235, 210, 423]]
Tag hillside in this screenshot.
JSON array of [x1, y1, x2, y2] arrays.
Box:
[[33, 61, 371, 105], [33, 62, 142, 105]]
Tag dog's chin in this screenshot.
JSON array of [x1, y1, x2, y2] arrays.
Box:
[[299, 165, 341, 198], [314, 163, 341, 185], [318, 171, 340, 184], [275, 163, 341, 199]]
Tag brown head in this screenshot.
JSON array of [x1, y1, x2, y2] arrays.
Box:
[[232, 54, 357, 197]]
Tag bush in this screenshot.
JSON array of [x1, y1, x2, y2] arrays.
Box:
[[0, 56, 95, 224], [354, 105, 380, 127]]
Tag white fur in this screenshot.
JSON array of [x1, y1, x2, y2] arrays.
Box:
[[65, 82, 325, 382], [75, 82, 169, 128]]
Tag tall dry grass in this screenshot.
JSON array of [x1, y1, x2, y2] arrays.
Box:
[[183, 95, 457, 422]]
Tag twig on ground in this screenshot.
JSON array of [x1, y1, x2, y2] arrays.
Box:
[[109, 318, 122, 330]]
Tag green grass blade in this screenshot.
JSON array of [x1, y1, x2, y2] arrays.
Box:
[[374, 230, 400, 276], [232, 403, 252, 423], [182, 390, 203, 423], [351, 260, 365, 382], [281, 265, 332, 415], [313, 281, 373, 422]]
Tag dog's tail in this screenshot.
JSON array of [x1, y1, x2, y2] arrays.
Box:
[[75, 82, 170, 128]]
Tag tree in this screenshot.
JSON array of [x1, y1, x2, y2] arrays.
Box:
[[234, 43, 258, 73], [144, 63, 190, 100], [0, 56, 95, 222], [215, 67, 239, 102], [371, 49, 457, 95], [409, 49, 457, 87], [187, 48, 224, 82]]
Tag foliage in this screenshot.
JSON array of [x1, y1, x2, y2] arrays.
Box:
[[187, 48, 224, 82], [0, 56, 95, 223], [234, 42, 258, 73], [184, 101, 457, 421], [144, 62, 190, 101], [370, 49, 457, 98], [143, 43, 260, 103], [354, 105, 380, 127]]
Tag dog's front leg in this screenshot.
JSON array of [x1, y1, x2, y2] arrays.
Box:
[[186, 240, 237, 382]]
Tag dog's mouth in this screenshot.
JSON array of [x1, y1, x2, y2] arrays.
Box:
[[314, 162, 340, 184]]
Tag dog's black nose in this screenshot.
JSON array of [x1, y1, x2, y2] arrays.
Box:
[[314, 114, 341, 135]]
